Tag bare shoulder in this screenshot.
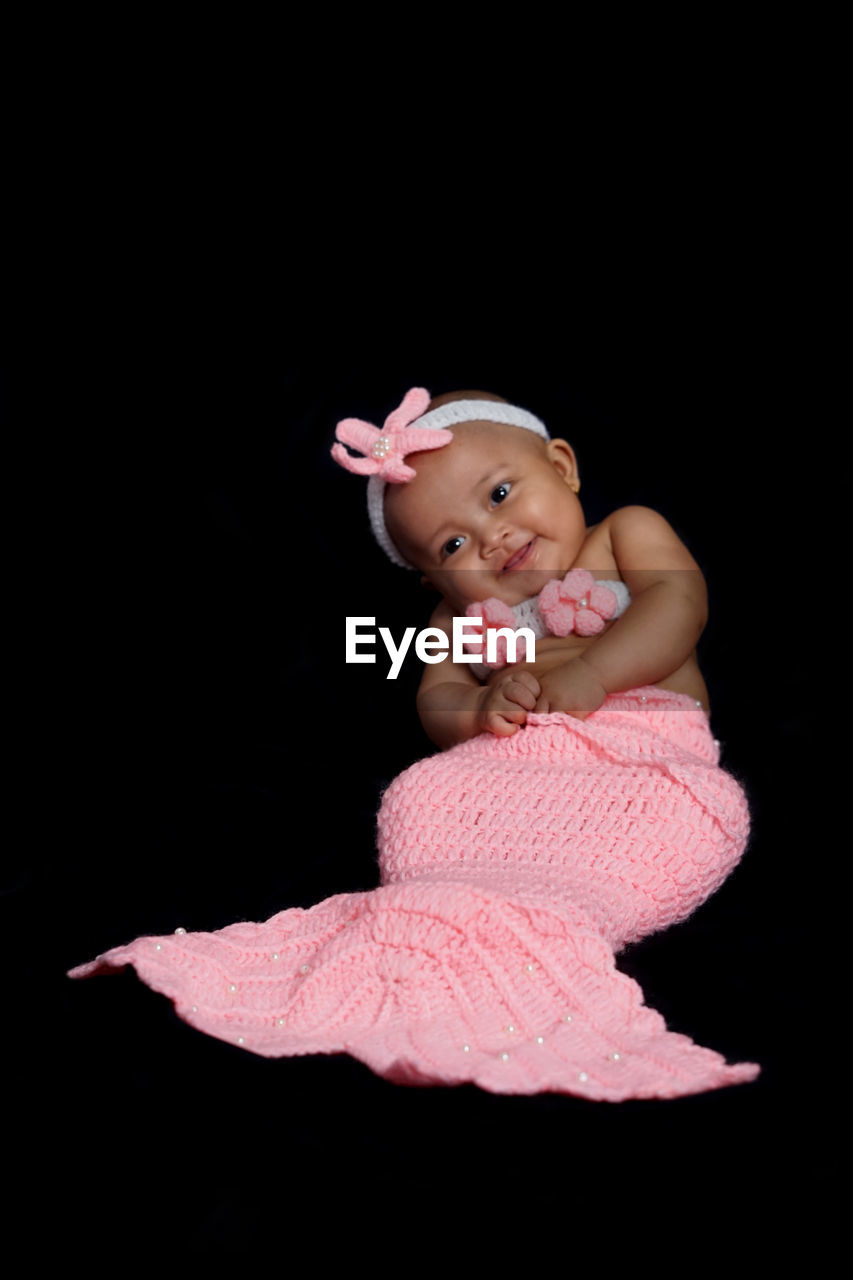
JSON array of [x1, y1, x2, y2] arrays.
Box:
[[599, 505, 682, 538], [597, 506, 701, 571]]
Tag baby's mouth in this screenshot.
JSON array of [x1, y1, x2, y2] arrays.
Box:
[[501, 539, 536, 572]]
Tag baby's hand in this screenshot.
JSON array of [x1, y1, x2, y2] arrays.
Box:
[[478, 670, 540, 737], [534, 658, 608, 721]]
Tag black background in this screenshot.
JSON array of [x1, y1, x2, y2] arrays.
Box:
[[14, 252, 829, 1258]]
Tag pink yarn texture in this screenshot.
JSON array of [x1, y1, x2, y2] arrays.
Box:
[[67, 688, 760, 1100]]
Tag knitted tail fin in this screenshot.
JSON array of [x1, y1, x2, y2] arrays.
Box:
[[68, 879, 758, 1100]]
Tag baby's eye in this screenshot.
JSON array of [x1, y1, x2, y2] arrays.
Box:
[[490, 482, 511, 505], [442, 536, 465, 558]]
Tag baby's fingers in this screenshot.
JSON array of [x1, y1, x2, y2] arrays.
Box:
[[505, 671, 540, 708], [482, 693, 528, 736], [483, 712, 521, 737]]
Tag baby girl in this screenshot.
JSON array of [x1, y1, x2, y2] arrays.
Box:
[[362, 387, 709, 746], [68, 385, 760, 1101]]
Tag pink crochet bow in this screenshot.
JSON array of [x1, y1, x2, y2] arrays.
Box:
[[537, 569, 618, 637], [463, 598, 534, 670], [331, 387, 453, 483], [465, 571, 619, 671]]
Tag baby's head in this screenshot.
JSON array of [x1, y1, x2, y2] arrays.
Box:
[[333, 387, 586, 614]]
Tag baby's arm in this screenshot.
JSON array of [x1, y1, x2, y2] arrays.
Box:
[[416, 600, 540, 749], [534, 506, 708, 718]]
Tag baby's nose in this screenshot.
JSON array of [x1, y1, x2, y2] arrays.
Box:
[[482, 519, 511, 556]]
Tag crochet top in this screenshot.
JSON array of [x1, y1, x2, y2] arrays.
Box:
[[467, 570, 631, 678]]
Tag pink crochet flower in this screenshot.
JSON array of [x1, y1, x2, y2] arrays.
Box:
[[331, 387, 454, 483], [464, 598, 532, 669], [538, 569, 618, 637]]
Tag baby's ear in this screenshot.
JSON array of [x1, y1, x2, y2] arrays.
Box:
[[546, 438, 580, 492]]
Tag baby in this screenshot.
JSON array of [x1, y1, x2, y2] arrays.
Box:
[[69, 383, 759, 1102], [339, 385, 709, 747]]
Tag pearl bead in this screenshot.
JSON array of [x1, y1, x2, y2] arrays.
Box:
[[579, 597, 588, 608], [578, 1071, 589, 1083], [155, 944, 162, 951], [535, 1036, 545, 1045], [174, 927, 186, 936], [462, 1044, 471, 1053], [505, 1024, 516, 1034], [228, 984, 237, 993], [271, 953, 280, 961], [237, 1037, 244, 1045], [609, 1052, 621, 1061], [500, 1053, 510, 1062], [524, 963, 535, 974], [191, 1005, 198, 1013], [300, 964, 312, 974], [278, 1018, 286, 1026], [565, 1014, 573, 1022], [640, 695, 647, 703], [695, 700, 702, 707]]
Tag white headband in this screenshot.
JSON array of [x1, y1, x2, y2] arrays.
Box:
[[367, 398, 551, 568]]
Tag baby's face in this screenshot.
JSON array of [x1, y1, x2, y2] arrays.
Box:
[[384, 422, 587, 613]]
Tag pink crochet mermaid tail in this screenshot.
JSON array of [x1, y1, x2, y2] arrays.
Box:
[[67, 688, 760, 1100]]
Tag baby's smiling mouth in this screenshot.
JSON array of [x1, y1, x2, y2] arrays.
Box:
[[500, 538, 537, 572]]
